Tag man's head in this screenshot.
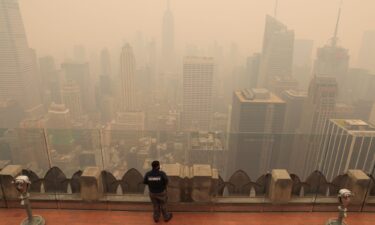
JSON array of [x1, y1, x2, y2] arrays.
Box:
[[151, 160, 160, 170]]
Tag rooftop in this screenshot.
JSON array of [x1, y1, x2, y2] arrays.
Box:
[[0, 209, 374, 225], [236, 88, 284, 103], [332, 119, 375, 133], [283, 89, 307, 98]]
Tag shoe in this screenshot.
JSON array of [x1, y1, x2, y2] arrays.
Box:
[[153, 217, 160, 223], [164, 213, 173, 222]]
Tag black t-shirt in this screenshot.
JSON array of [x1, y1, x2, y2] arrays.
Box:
[[143, 169, 169, 193]]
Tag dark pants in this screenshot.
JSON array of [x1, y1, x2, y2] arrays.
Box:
[[149, 190, 170, 220]]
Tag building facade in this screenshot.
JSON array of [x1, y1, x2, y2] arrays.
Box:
[[182, 57, 214, 131], [228, 88, 286, 178], [318, 119, 375, 181]]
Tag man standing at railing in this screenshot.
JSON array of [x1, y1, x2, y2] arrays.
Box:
[[143, 160, 173, 223]]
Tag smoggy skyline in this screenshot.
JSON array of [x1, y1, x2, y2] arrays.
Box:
[[19, 0, 375, 66]]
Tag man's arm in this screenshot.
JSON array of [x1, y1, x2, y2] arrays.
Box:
[[143, 172, 148, 185], [162, 172, 169, 186]]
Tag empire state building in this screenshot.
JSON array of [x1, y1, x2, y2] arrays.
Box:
[[161, 0, 175, 72]]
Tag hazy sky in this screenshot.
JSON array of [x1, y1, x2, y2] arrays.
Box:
[[19, 0, 375, 66]]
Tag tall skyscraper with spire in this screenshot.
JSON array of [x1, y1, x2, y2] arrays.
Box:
[[161, 0, 175, 72], [120, 44, 136, 112], [313, 1, 349, 98], [257, 15, 295, 89], [0, 0, 42, 112]]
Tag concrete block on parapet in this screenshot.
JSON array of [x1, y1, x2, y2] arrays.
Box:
[[269, 169, 292, 204], [347, 170, 370, 205], [191, 164, 217, 202], [0, 165, 23, 200], [80, 167, 103, 201]]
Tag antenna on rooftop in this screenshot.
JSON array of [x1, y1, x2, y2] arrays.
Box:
[[274, 0, 279, 18], [331, 0, 343, 47]]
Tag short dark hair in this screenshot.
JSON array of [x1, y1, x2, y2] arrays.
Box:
[[151, 160, 160, 169]]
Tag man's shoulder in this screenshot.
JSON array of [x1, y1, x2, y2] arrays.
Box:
[[160, 171, 168, 176]]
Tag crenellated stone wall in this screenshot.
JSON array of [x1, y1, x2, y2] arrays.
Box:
[[1, 164, 374, 209]]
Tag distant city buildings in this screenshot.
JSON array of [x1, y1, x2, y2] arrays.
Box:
[[269, 76, 298, 97], [188, 131, 226, 175], [46, 103, 72, 128], [182, 57, 214, 131], [0, 0, 374, 180], [62, 81, 83, 121], [62, 62, 95, 112]]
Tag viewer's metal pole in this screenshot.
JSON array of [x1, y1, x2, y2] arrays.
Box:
[[13, 175, 46, 225], [325, 189, 352, 225]]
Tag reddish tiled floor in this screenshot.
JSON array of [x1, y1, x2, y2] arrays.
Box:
[[0, 209, 374, 225]]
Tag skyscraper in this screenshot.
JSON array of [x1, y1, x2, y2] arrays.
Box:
[[318, 119, 375, 181], [61, 62, 95, 111], [46, 103, 72, 128], [39, 56, 61, 104], [293, 39, 314, 89], [62, 81, 83, 121], [257, 15, 294, 88], [228, 88, 286, 178], [182, 57, 214, 131], [161, 0, 175, 72], [109, 43, 145, 148], [312, 4, 349, 99], [358, 30, 375, 73], [120, 44, 136, 112], [370, 103, 375, 126], [0, 0, 42, 111], [246, 53, 261, 88], [281, 90, 307, 134], [298, 76, 338, 177]]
